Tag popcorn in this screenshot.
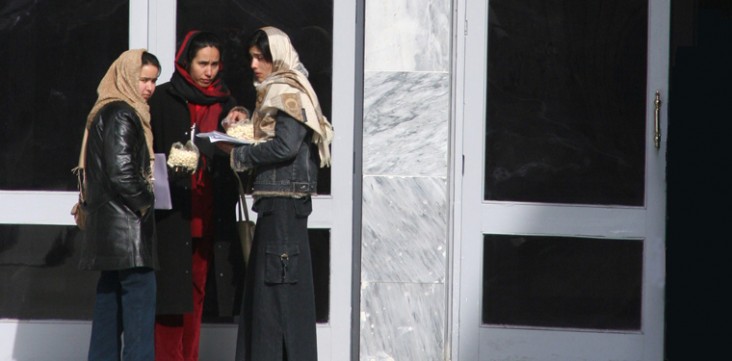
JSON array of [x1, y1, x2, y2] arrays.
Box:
[[226, 122, 255, 140], [167, 141, 199, 171]]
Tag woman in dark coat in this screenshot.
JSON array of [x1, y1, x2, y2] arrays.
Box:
[[77, 49, 161, 361], [148, 30, 244, 361], [225, 26, 333, 361]]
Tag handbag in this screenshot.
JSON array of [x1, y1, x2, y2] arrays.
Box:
[[234, 171, 255, 265], [70, 168, 88, 230]]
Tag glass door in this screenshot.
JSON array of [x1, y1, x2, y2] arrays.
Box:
[[453, 0, 669, 360], [1, 2, 355, 360]]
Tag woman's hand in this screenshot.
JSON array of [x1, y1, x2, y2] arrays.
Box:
[[222, 106, 250, 130]]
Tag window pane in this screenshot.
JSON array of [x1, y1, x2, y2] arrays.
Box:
[[0, 225, 94, 320], [0, 223, 330, 322], [484, 0, 647, 205], [176, 0, 333, 194], [310, 229, 331, 323], [482, 234, 642, 330], [0, 1, 129, 190]]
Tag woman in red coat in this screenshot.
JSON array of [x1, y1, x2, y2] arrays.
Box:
[[149, 30, 245, 361]]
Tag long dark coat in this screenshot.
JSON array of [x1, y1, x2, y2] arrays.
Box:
[[234, 114, 319, 361], [149, 82, 243, 316]]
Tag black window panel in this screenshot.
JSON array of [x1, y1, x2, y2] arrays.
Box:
[[0, 224, 94, 319], [0, 1, 129, 190], [309, 229, 331, 323], [482, 234, 642, 330], [0, 224, 330, 322], [484, 0, 648, 205]]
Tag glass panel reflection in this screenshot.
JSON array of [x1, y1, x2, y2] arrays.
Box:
[[309, 229, 331, 323], [0, 1, 129, 190], [0, 224, 330, 322], [0, 224, 95, 320], [482, 234, 642, 330], [485, 0, 647, 205], [177, 0, 333, 194]]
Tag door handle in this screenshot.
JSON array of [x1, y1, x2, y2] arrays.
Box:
[[654, 91, 661, 149]]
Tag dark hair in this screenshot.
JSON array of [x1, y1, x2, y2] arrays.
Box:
[[141, 51, 161, 72], [248, 29, 272, 62], [186, 31, 223, 67]]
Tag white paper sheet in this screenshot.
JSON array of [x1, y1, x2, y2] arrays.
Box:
[[153, 153, 172, 210], [196, 131, 253, 145]]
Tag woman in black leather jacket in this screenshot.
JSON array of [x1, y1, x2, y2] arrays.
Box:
[[76, 49, 160, 361]]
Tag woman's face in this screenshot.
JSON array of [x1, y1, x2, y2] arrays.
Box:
[[138, 64, 159, 101], [249, 46, 273, 82], [189, 46, 221, 88]]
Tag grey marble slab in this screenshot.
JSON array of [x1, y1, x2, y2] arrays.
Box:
[[360, 282, 445, 361], [365, 0, 451, 72], [361, 175, 447, 283], [363, 71, 449, 177]]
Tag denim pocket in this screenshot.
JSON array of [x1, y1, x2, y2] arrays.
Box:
[[264, 243, 300, 284], [293, 197, 312, 218]]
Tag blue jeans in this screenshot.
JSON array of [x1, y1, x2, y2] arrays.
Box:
[[88, 268, 156, 361]]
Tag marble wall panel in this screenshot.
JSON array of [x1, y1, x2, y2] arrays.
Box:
[[361, 175, 447, 283], [361, 2, 452, 360], [365, 0, 451, 72], [360, 282, 445, 361], [363, 71, 449, 177]]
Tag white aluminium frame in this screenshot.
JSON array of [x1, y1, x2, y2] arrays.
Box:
[[451, 0, 669, 360]]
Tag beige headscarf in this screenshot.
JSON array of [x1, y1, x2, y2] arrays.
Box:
[[76, 49, 154, 171], [252, 26, 334, 167]]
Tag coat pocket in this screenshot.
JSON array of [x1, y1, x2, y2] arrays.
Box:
[[264, 243, 300, 284], [293, 197, 312, 218]]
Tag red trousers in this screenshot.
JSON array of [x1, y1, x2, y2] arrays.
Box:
[[155, 237, 212, 361]]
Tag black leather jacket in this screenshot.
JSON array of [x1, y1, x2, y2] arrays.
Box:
[[78, 101, 157, 271], [231, 111, 318, 197]]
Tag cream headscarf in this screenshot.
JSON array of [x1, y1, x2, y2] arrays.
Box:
[[76, 49, 154, 171], [252, 26, 334, 167]]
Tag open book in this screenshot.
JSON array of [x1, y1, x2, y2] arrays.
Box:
[[196, 131, 253, 145]]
